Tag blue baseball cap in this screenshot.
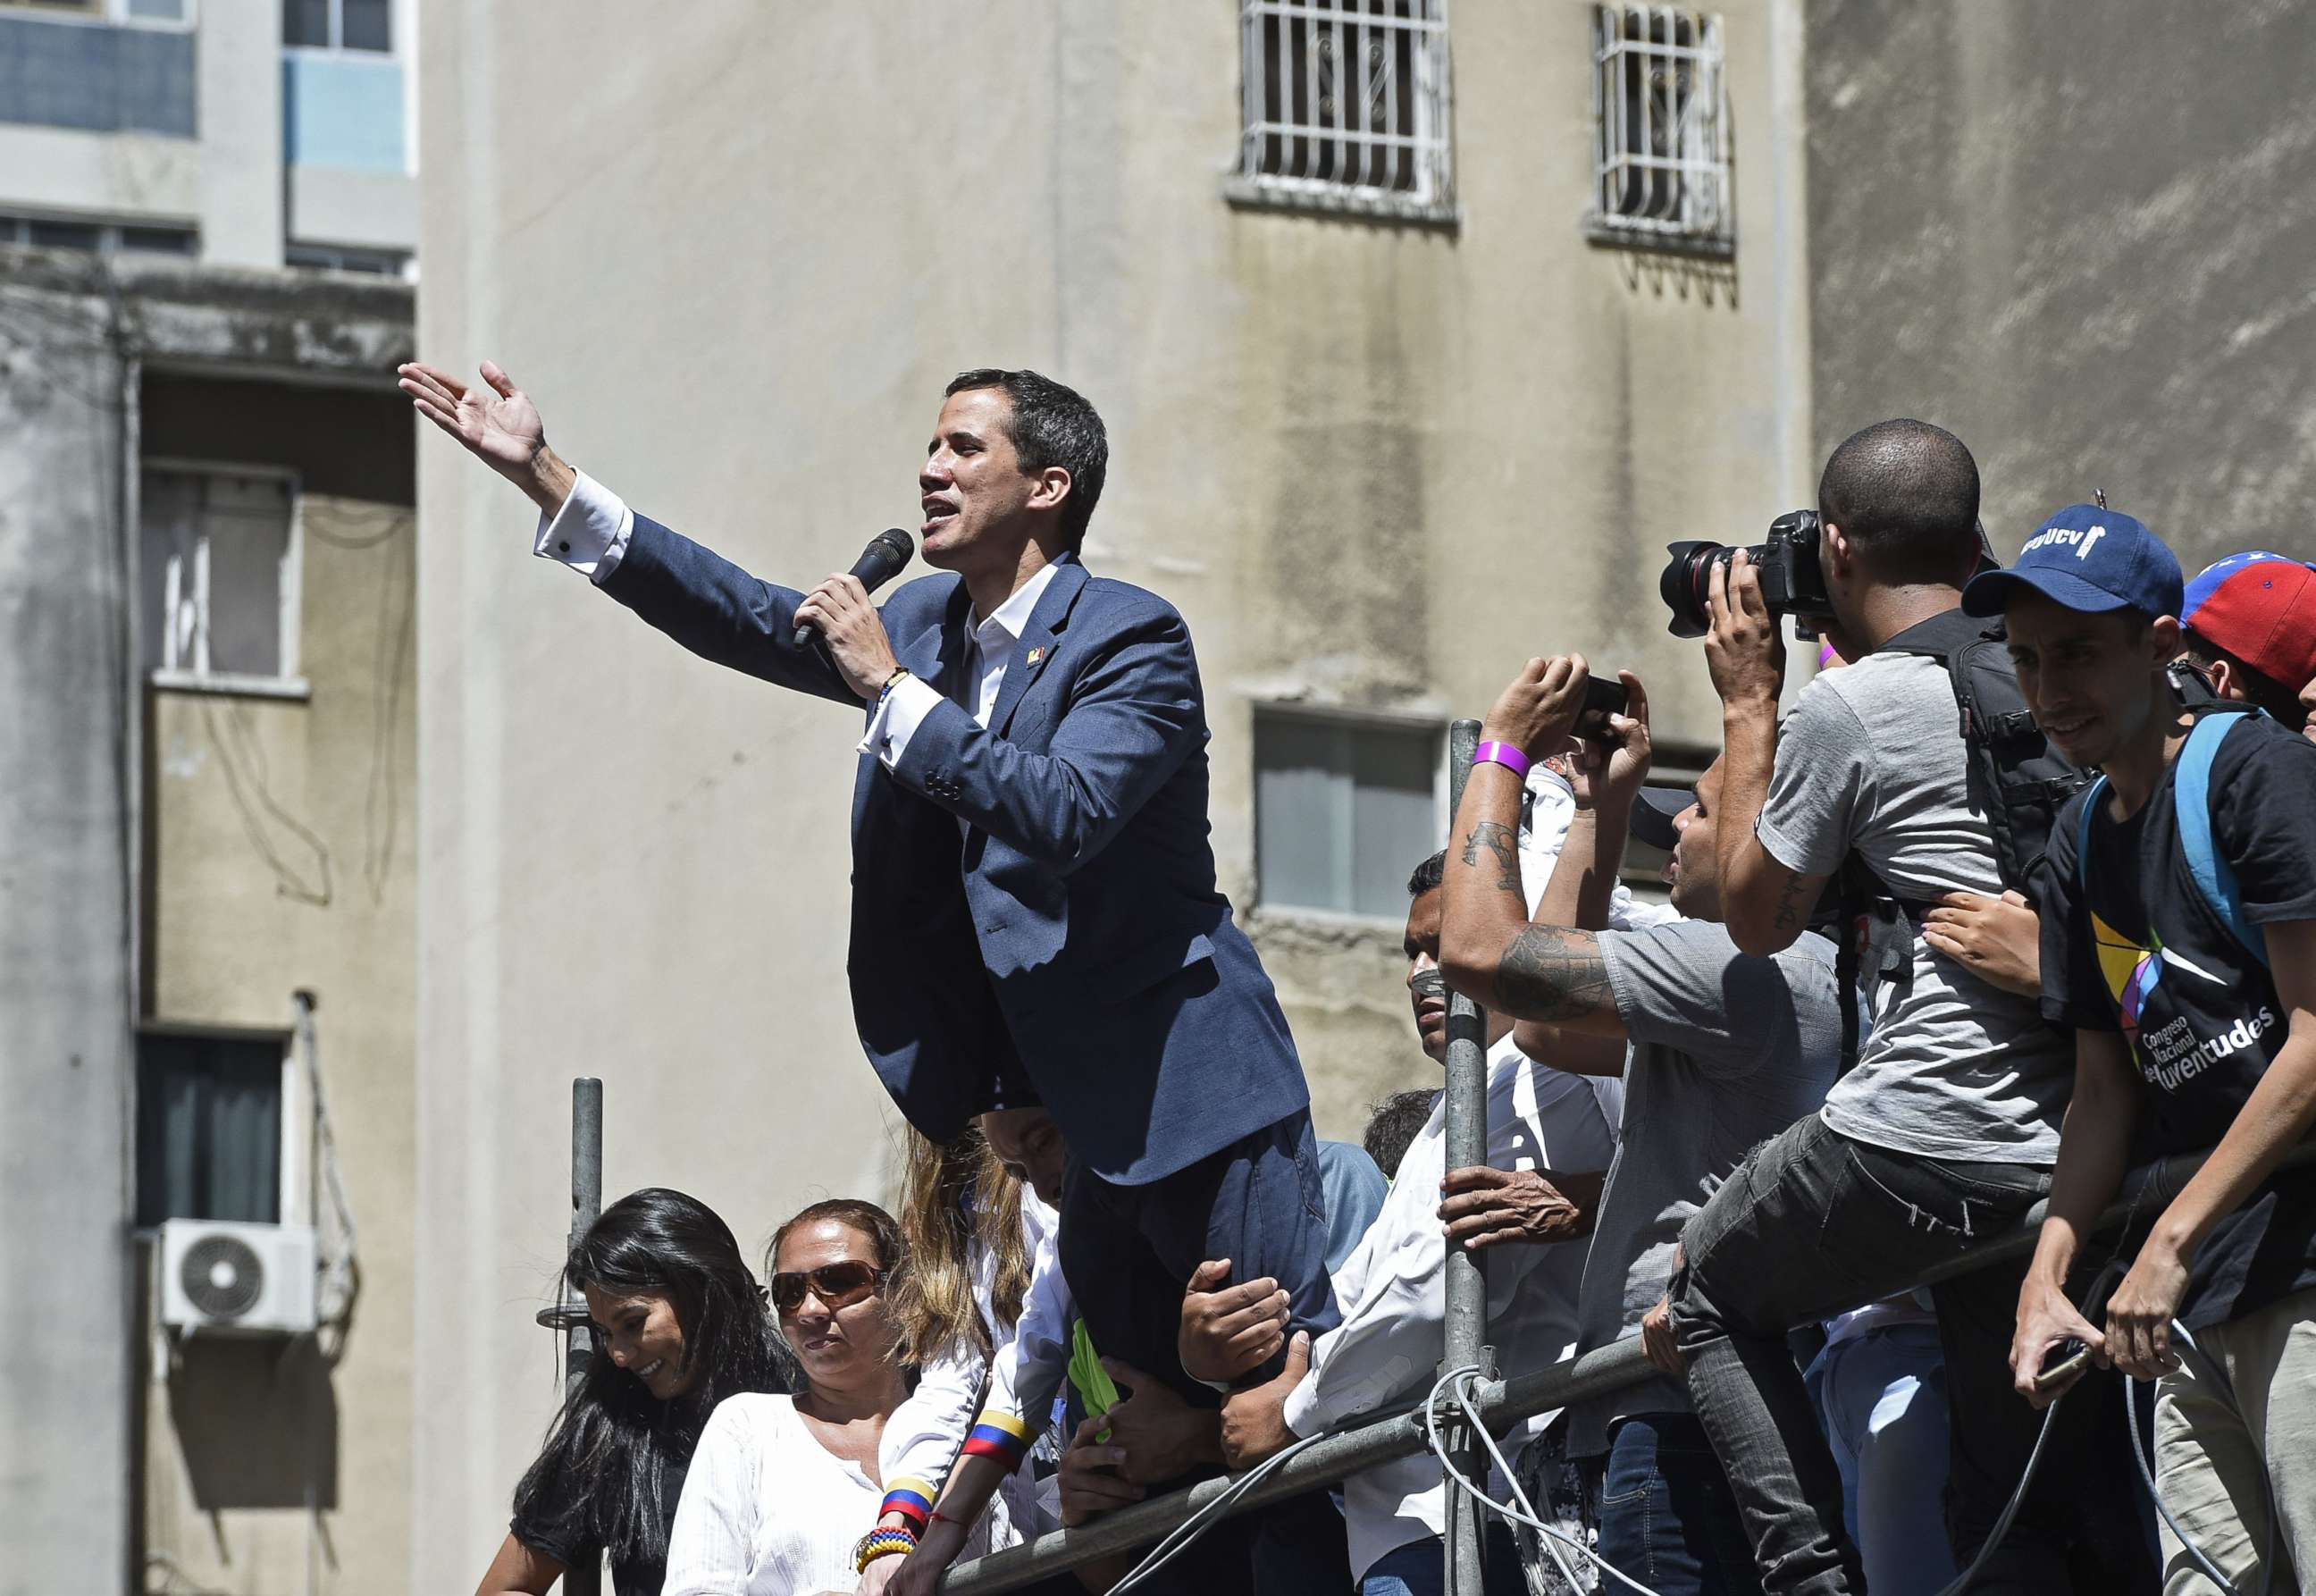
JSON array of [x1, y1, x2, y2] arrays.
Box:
[[1960, 503, 2185, 619]]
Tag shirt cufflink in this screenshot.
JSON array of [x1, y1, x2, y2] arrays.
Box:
[[533, 470, 634, 583]]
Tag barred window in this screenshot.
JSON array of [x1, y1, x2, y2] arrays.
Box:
[[1227, 0, 1456, 223], [1586, 6, 1733, 256]]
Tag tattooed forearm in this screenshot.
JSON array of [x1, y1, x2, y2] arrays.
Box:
[[1461, 821, 1523, 895], [1494, 924, 1615, 1021], [1772, 872, 1809, 933]]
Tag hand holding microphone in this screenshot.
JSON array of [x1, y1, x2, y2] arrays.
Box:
[[793, 527, 918, 701]]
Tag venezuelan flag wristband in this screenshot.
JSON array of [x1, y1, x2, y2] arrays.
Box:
[[879, 1479, 936, 1531]]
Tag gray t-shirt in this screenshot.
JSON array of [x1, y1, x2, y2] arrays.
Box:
[[1564, 919, 1841, 1458], [1756, 651, 2074, 1163]]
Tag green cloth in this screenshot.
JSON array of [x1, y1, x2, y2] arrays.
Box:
[[1067, 1317, 1120, 1431]]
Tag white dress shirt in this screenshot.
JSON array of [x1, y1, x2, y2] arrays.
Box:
[[533, 470, 635, 580], [856, 560, 1062, 768], [1280, 1042, 1616, 1580], [663, 1394, 1001, 1596]]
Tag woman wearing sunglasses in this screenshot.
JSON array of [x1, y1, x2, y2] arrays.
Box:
[[664, 1198, 1011, 1595], [477, 1188, 788, 1596]]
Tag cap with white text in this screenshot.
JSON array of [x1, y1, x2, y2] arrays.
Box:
[[1961, 503, 2185, 620]]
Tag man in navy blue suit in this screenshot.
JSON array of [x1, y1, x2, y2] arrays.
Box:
[[400, 358, 1339, 1425]]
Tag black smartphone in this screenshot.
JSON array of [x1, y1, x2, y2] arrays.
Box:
[[2032, 1338, 2091, 1396], [1573, 675, 1629, 743]]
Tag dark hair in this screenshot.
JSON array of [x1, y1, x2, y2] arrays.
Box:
[[1363, 1089, 1439, 1180], [2178, 630, 2306, 724], [512, 1189, 785, 1577], [945, 368, 1109, 551], [1407, 851, 1447, 897], [1817, 419, 1981, 586]]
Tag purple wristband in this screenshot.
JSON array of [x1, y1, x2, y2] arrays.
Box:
[[1472, 740, 1531, 778]]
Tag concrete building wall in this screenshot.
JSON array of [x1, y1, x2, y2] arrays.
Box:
[[138, 491, 416, 1596], [1806, 1, 2316, 572], [0, 260, 136, 1596], [0, 251, 415, 1593], [415, 1, 1812, 1578]]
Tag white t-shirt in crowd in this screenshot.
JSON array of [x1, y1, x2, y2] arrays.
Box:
[[664, 1394, 1004, 1596]]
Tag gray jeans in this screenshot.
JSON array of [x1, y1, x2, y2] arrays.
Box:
[[1670, 1114, 2159, 1596]]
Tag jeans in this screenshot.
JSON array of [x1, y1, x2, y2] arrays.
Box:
[[1804, 1323, 1957, 1596], [1672, 1113, 2160, 1595], [1595, 1414, 1764, 1596], [1360, 1526, 1526, 1596]]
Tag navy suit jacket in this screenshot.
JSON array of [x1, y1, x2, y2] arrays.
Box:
[[601, 516, 1311, 1184]]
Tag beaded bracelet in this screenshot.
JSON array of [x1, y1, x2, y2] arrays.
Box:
[[855, 1527, 917, 1573]]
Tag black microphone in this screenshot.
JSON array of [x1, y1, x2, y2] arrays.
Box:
[[795, 527, 916, 649]]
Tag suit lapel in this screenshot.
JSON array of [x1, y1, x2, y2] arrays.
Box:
[[987, 559, 1089, 739], [903, 582, 974, 705]]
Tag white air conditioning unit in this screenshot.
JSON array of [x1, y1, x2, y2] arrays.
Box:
[[159, 1219, 317, 1336]]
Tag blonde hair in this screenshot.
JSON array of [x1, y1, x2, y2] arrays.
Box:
[[889, 1127, 1031, 1368]]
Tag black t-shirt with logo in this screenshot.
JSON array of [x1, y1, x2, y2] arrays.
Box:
[[2039, 710, 2316, 1330]]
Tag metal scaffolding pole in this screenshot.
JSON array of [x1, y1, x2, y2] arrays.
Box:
[[534, 1078, 605, 1596], [1439, 718, 1492, 1595]]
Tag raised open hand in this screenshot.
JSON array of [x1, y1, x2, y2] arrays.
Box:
[[399, 360, 564, 508]]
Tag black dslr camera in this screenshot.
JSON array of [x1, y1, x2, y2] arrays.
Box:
[[1657, 509, 1835, 640]]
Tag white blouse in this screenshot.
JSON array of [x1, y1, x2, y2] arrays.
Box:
[[663, 1395, 996, 1596]]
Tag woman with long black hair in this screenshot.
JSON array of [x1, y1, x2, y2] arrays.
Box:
[[474, 1187, 787, 1596]]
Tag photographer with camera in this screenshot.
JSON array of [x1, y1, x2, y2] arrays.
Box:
[[1662, 421, 2154, 1594]]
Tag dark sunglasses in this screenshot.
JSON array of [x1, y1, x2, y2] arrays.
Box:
[[770, 1261, 884, 1313]]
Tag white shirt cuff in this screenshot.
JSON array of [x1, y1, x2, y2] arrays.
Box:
[[858, 674, 945, 769], [533, 470, 634, 584]]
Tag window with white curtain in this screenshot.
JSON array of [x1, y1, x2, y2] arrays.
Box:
[[1255, 710, 1441, 920], [140, 468, 299, 685]]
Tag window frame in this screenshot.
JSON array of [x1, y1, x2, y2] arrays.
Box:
[[0, 0, 196, 30], [1584, 4, 1736, 259], [140, 459, 309, 700], [132, 1023, 292, 1232], [1223, 0, 1459, 226], [281, 0, 391, 55], [1251, 702, 1448, 926], [0, 212, 199, 257]]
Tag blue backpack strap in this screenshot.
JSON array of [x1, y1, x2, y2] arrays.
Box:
[[2175, 711, 2270, 969], [2075, 773, 2108, 904]]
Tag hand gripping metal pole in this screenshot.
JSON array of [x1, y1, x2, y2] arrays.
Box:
[[533, 1079, 605, 1595], [1441, 718, 1494, 1596]]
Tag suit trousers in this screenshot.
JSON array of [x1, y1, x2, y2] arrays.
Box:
[[1057, 1107, 1347, 1596]]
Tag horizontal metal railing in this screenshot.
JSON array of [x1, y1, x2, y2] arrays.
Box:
[[941, 1137, 2316, 1593]]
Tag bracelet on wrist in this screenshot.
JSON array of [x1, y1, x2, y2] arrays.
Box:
[[1471, 740, 1531, 779], [855, 1527, 917, 1573], [876, 666, 912, 707]]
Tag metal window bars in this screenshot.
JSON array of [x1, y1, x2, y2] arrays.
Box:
[[1226, 0, 1457, 223], [1586, 4, 1734, 256]]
